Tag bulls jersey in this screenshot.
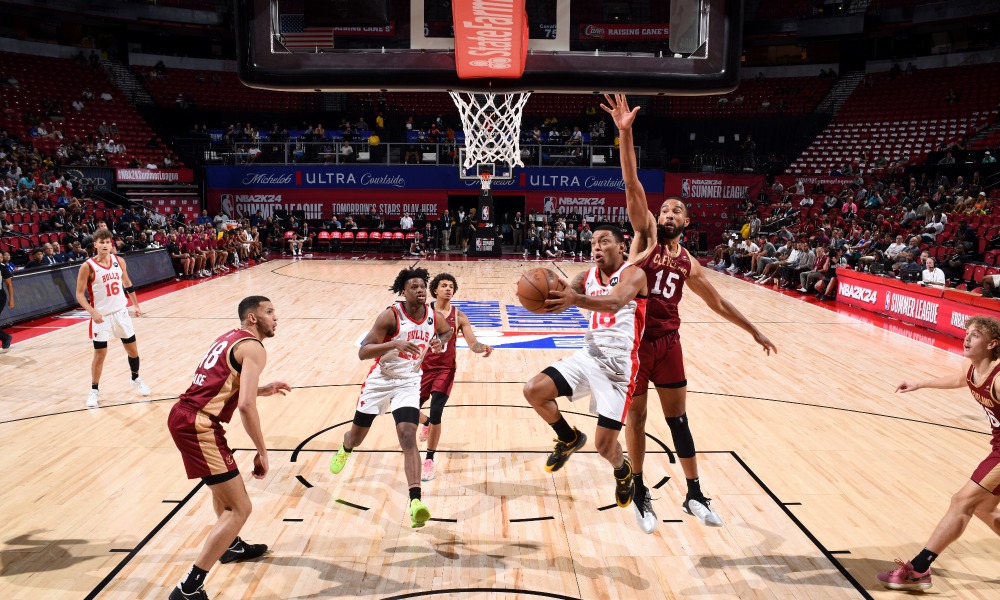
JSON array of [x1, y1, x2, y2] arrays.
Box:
[[633, 243, 692, 338], [87, 255, 127, 315], [422, 302, 456, 371], [583, 263, 647, 358], [966, 361, 1000, 447], [372, 302, 436, 379], [178, 329, 262, 423]]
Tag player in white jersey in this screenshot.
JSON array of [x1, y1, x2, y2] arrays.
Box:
[[74, 228, 148, 408], [524, 225, 649, 514], [329, 267, 453, 528]]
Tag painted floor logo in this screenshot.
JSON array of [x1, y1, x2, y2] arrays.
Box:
[[354, 301, 589, 350]]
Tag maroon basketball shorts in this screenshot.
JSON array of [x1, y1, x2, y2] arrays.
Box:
[[634, 330, 686, 394], [972, 447, 1000, 495], [420, 368, 456, 402], [168, 403, 238, 480]]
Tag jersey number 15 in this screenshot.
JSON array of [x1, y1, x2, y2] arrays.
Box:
[[651, 271, 679, 298]]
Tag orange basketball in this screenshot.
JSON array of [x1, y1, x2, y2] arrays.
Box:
[[516, 268, 564, 314]]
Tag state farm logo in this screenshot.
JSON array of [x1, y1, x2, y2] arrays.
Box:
[[470, 57, 511, 70], [838, 282, 877, 304]]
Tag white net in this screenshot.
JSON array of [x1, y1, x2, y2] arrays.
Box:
[[449, 91, 532, 172]]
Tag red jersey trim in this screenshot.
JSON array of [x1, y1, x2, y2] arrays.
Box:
[[397, 301, 429, 325]]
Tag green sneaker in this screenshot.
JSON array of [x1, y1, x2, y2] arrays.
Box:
[[329, 446, 351, 474], [409, 498, 431, 528]]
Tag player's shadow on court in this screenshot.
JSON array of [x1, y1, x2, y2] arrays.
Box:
[[262, 555, 412, 598], [0, 531, 94, 575]]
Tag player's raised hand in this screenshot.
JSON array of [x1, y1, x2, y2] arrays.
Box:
[[600, 93, 640, 130], [259, 381, 292, 396], [895, 380, 921, 393]]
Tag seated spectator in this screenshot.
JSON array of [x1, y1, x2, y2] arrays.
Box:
[[100, 91, 113, 102], [25, 248, 46, 269], [920, 258, 946, 287], [984, 151, 996, 164]]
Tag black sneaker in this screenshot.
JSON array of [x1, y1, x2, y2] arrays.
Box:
[[219, 538, 268, 564], [614, 457, 635, 508], [544, 428, 587, 472], [169, 585, 209, 599]]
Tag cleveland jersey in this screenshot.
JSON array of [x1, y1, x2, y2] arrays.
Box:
[[633, 243, 692, 338], [422, 302, 456, 371], [966, 361, 1000, 448], [178, 329, 261, 423], [87, 256, 127, 315], [371, 302, 436, 379], [583, 263, 647, 359]]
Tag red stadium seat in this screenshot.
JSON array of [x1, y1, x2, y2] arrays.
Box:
[[316, 231, 330, 251]]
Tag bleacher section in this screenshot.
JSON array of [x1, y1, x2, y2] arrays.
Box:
[[651, 76, 834, 117], [0, 52, 177, 168], [134, 66, 312, 112], [787, 64, 1000, 175]]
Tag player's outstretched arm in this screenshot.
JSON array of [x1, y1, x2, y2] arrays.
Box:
[[896, 367, 966, 393], [601, 93, 656, 253], [458, 310, 493, 356], [235, 340, 269, 478], [686, 260, 778, 355], [117, 256, 141, 316], [545, 267, 646, 314], [359, 308, 418, 360]]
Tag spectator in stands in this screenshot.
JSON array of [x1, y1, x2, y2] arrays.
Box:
[[984, 151, 996, 164], [196, 210, 212, 226], [920, 257, 945, 287], [937, 152, 956, 165], [728, 236, 759, 274], [25, 248, 46, 269], [100, 91, 112, 102], [48, 208, 68, 233]]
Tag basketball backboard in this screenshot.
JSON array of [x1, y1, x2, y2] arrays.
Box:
[[236, 0, 743, 95]]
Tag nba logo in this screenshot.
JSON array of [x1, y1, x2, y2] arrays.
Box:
[[481, 206, 489, 221], [476, 238, 482, 251], [885, 291, 891, 311], [681, 179, 690, 198]]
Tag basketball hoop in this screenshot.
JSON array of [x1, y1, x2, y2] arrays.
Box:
[[450, 91, 531, 190], [479, 171, 492, 190]]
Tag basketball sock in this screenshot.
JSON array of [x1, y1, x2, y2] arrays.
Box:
[[128, 356, 140, 378], [178, 564, 208, 594], [910, 548, 938, 573], [426, 450, 436, 461], [549, 416, 577, 444], [633, 472, 645, 493], [343, 445, 353, 454], [91, 383, 99, 391], [613, 459, 632, 480], [686, 478, 703, 499], [409, 485, 421, 501]]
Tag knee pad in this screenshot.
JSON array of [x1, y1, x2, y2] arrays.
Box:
[[93, 340, 108, 350], [121, 335, 137, 344], [666, 413, 696, 459], [428, 391, 448, 425]]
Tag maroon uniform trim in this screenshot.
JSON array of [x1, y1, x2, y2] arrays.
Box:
[[422, 302, 457, 371]]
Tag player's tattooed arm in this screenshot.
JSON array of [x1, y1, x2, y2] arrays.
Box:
[[569, 270, 587, 294]]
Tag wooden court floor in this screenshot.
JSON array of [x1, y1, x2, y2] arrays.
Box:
[[1, 258, 997, 599]]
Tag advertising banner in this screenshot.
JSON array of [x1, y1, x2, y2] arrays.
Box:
[[579, 23, 669, 40], [209, 189, 448, 221], [523, 192, 634, 223], [836, 270, 1000, 339], [469, 190, 501, 257], [116, 168, 195, 183], [64, 166, 115, 192], [663, 173, 764, 244]]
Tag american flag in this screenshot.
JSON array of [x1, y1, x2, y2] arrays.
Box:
[[278, 15, 334, 50]]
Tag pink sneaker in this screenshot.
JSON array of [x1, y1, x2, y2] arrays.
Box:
[[420, 458, 436, 482], [418, 423, 429, 442], [876, 559, 932, 590]]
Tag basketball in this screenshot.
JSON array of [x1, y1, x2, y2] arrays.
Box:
[[516, 268, 564, 314]]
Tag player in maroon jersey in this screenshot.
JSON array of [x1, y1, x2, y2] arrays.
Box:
[[417, 272, 493, 481], [167, 296, 291, 600], [602, 94, 777, 533], [876, 316, 1000, 591]]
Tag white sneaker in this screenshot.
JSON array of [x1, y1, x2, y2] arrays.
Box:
[[87, 389, 100, 408], [707, 261, 716, 267], [632, 489, 658, 534], [421, 458, 436, 482], [683, 497, 723, 527], [130, 377, 151, 396]]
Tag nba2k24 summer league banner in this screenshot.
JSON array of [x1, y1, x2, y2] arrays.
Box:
[[524, 192, 635, 223], [836, 270, 1000, 339], [469, 189, 501, 257], [210, 189, 449, 221], [663, 173, 765, 243], [116, 168, 194, 183]]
